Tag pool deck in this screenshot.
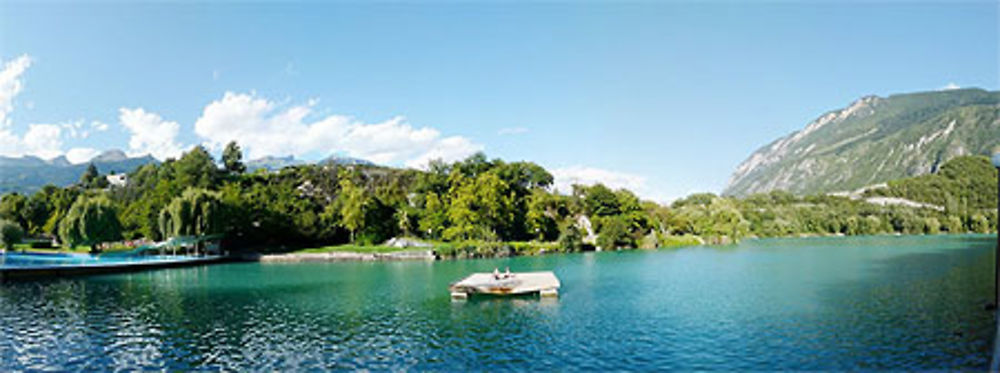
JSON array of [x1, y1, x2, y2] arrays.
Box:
[[449, 271, 560, 300], [0, 254, 226, 281]]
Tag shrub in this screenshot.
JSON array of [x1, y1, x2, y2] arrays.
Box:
[[597, 216, 633, 250], [944, 215, 964, 233], [657, 234, 703, 248], [924, 218, 941, 234], [0, 219, 23, 250], [557, 223, 584, 252], [970, 214, 990, 233]]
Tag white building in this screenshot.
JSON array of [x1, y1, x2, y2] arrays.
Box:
[[106, 173, 128, 187]]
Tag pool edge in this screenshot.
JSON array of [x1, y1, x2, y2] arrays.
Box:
[[0, 255, 229, 281]]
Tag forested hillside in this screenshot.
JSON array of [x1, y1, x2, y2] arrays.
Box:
[[0, 144, 996, 257]]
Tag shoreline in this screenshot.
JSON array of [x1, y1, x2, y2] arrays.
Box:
[[251, 250, 437, 262], [240, 232, 997, 263], [15, 232, 995, 265]]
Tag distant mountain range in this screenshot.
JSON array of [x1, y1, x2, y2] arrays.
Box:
[[724, 88, 1000, 196], [246, 154, 374, 172], [0, 150, 376, 194], [0, 150, 158, 194], [245, 155, 305, 172]]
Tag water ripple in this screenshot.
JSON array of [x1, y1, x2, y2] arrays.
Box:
[[0, 235, 994, 370]]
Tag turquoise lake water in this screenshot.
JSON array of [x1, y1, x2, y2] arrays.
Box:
[[0, 235, 995, 370]]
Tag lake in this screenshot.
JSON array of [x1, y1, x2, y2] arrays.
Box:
[[0, 235, 995, 370]]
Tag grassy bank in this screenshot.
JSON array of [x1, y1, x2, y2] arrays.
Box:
[[282, 234, 713, 260], [656, 234, 705, 249], [280, 240, 563, 259], [433, 241, 563, 259], [10, 243, 139, 254], [291, 244, 417, 255]]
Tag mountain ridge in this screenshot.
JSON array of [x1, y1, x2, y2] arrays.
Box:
[[724, 88, 1000, 196], [2, 150, 380, 193], [0, 150, 158, 194]]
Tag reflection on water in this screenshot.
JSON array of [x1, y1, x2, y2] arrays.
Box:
[[0, 235, 994, 370]]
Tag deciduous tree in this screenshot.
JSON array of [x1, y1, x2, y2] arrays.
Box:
[[59, 195, 122, 250]]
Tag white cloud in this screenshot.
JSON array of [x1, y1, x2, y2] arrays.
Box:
[[405, 136, 483, 169], [119, 107, 185, 160], [194, 91, 482, 167], [0, 123, 63, 159], [498, 127, 529, 135], [54, 119, 107, 139], [550, 165, 671, 203], [551, 166, 647, 194], [91, 120, 109, 132], [940, 82, 960, 90], [0, 118, 110, 160], [22, 124, 63, 159], [0, 55, 73, 160], [0, 55, 32, 127], [66, 147, 101, 164], [60, 120, 83, 138]]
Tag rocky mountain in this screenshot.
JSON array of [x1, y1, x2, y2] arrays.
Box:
[[245, 155, 305, 172], [724, 88, 999, 196], [318, 155, 375, 167], [246, 154, 375, 172], [0, 150, 157, 194]]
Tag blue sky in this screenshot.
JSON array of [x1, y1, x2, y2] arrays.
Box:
[[0, 1, 997, 201]]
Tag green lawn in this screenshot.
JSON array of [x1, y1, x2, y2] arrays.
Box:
[[10, 243, 132, 254], [291, 244, 424, 254]]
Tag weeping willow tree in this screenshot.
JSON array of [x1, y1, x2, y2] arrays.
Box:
[[58, 194, 123, 251], [158, 188, 223, 239]]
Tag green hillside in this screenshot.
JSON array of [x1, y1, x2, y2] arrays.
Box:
[[863, 155, 997, 211], [724, 88, 999, 196]]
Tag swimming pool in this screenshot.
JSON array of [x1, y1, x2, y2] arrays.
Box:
[[0, 252, 208, 269], [0, 252, 223, 280]]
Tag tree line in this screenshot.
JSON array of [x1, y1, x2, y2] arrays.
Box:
[[0, 142, 996, 255]]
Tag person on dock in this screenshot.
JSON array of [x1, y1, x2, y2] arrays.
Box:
[[493, 267, 501, 280], [504, 267, 512, 279]]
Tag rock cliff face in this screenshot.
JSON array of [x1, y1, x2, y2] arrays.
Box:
[[724, 88, 999, 196]]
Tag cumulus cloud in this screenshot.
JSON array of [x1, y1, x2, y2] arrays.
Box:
[[0, 54, 71, 160], [551, 166, 647, 194], [119, 107, 185, 160], [0, 55, 32, 127], [549, 165, 672, 203], [22, 124, 63, 158], [405, 136, 483, 169], [0, 57, 482, 168], [497, 127, 529, 135], [940, 82, 960, 90], [194, 91, 482, 167], [0, 123, 63, 159], [58, 120, 106, 139], [66, 147, 101, 164]]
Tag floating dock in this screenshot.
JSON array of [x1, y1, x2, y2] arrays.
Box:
[[449, 271, 560, 300]]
